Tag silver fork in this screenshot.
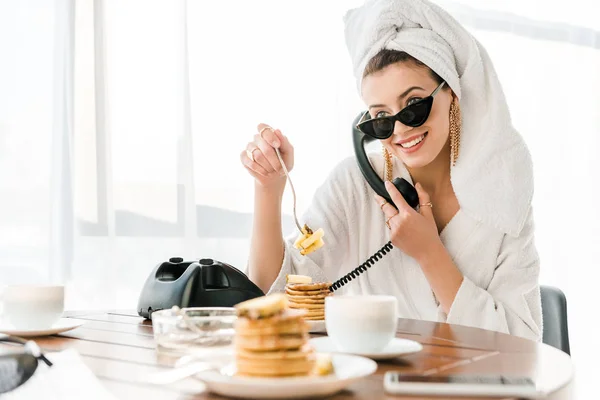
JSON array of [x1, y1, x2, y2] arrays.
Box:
[[274, 147, 312, 235]]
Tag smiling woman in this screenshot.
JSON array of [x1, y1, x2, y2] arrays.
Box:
[[0, 0, 598, 397], [243, 0, 542, 344]]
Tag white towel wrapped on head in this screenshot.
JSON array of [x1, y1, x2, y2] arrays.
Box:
[[344, 0, 462, 99], [343, 0, 533, 237]]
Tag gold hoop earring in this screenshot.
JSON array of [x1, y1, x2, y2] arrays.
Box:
[[449, 98, 462, 166], [382, 145, 393, 182]]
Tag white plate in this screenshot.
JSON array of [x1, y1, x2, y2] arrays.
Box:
[[195, 353, 377, 399], [307, 319, 326, 333], [0, 318, 84, 337], [309, 337, 423, 360]]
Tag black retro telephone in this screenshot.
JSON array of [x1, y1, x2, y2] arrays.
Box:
[[137, 258, 264, 318], [328, 113, 420, 292]]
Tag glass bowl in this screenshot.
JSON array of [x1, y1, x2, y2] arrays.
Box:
[[151, 306, 237, 355]]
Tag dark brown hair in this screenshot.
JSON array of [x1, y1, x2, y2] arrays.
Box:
[[363, 49, 444, 86]]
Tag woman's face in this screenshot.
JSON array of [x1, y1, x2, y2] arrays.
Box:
[[361, 62, 454, 169]]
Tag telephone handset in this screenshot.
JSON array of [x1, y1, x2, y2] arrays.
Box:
[[329, 113, 420, 292], [351, 113, 419, 209]]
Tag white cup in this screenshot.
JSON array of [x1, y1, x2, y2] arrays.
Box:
[[0, 285, 65, 330], [325, 295, 397, 353]]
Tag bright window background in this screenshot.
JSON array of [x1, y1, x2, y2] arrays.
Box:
[[0, 0, 597, 397], [0, 0, 54, 280]]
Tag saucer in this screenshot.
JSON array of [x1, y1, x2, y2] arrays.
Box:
[[309, 337, 423, 360], [195, 353, 377, 399], [0, 318, 84, 337], [307, 319, 326, 333]]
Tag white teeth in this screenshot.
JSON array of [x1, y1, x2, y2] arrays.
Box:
[[400, 134, 426, 148]]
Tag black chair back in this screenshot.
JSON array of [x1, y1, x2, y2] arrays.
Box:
[[540, 285, 570, 355]]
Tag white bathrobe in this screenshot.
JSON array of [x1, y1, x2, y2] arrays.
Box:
[[267, 0, 543, 343], [268, 154, 542, 342]]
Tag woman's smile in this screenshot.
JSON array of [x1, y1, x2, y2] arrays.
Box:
[[395, 132, 428, 153]]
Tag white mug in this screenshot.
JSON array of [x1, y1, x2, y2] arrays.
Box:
[[325, 295, 398, 353], [0, 285, 65, 330]]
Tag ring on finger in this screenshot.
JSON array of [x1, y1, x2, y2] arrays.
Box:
[[259, 126, 274, 137], [246, 148, 258, 162], [385, 215, 395, 230], [419, 202, 433, 208]]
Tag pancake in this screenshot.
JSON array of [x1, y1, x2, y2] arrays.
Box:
[[303, 310, 325, 318], [286, 296, 326, 304], [286, 282, 331, 291], [304, 316, 325, 321], [288, 302, 325, 310], [232, 293, 333, 378], [235, 320, 308, 336], [236, 357, 315, 377], [285, 288, 331, 296], [235, 333, 308, 351], [234, 308, 306, 329], [236, 344, 313, 361], [235, 293, 288, 319], [236, 354, 315, 367], [286, 292, 328, 299]]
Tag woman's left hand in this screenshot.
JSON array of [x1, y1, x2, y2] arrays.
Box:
[[375, 181, 442, 262]]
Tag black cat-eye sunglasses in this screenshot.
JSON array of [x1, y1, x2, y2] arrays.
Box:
[[356, 81, 446, 139]]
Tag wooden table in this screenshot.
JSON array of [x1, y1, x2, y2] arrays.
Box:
[[1, 310, 574, 399]]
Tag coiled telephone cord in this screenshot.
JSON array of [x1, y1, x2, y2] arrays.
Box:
[[329, 241, 393, 292]]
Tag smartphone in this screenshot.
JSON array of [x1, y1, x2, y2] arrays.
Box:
[[384, 371, 545, 398]]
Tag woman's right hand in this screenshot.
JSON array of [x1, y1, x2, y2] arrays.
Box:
[[241, 123, 294, 190]]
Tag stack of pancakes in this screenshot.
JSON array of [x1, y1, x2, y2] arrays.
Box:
[[234, 293, 325, 377], [285, 281, 332, 321]]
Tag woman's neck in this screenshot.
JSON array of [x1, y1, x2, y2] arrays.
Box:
[[406, 140, 452, 198]]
